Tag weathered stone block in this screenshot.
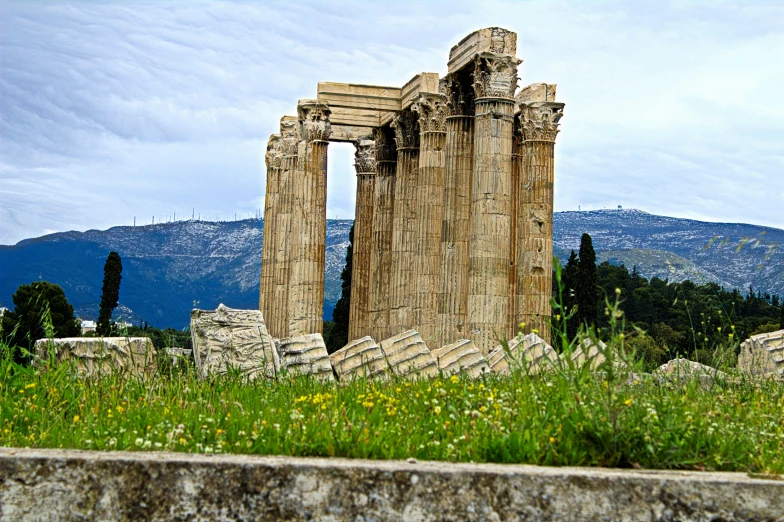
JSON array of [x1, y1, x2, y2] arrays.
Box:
[[738, 329, 784, 379], [190, 304, 279, 380], [34, 337, 157, 377], [379, 330, 438, 379], [570, 338, 628, 371], [487, 333, 558, 375], [653, 358, 726, 389], [277, 333, 334, 381], [432, 339, 490, 378], [329, 336, 389, 381]]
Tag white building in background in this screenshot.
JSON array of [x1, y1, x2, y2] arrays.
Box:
[[80, 320, 96, 334]]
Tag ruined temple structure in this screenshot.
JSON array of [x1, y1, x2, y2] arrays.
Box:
[[259, 28, 565, 354]]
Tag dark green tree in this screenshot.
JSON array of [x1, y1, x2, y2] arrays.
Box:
[[576, 233, 598, 329], [1, 281, 79, 362], [97, 251, 123, 336], [326, 224, 353, 354], [562, 250, 580, 340]]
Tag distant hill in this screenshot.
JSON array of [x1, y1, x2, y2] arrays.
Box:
[[1, 210, 781, 328]]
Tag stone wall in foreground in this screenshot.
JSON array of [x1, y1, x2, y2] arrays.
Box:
[[1, 448, 782, 521]]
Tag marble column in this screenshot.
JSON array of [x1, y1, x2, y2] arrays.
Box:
[[467, 53, 520, 354], [348, 139, 376, 341], [437, 75, 475, 348], [288, 100, 331, 336], [516, 101, 564, 343], [368, 127, 397, 341], [411, 93, 447, 349], [259, 134, 280, 322], [387, 110, 420, 337], [271, 119, 299, 339]]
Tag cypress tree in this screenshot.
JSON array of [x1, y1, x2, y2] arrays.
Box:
[[97, 251, 123, 336], [562, 250, 579, 340], [576, 233, 598, 329], [326, 224, 353, 354]]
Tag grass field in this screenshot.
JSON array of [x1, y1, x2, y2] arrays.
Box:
[[1, 335, 783, 475]]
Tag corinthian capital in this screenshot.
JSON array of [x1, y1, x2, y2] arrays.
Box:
[[391, 110, 419, 149], [519, 102, 565, 143], [354, 139, 376, 174], [440, 75, 474, 117], [472, 53, 521, 100], [297, 100, 332, 142], [412, 93, 448, 133]]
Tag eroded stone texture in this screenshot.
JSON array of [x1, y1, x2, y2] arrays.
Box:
[[2, 448, 782, 522], [653, 358, 726, 389], [432, 339, 490, 378], [487, 333, 558, 375], [277, 333, 334, 381], [738, 329, 784, 379], [34, 337, 157, 378], [329, 336, 389, 381], [569, 338, 628, 371], [190, 304, 279, 380], [379, 329, 438, 379]]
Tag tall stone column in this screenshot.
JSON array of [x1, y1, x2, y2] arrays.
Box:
[[368, 127, 397, 341], [516, 101, 564, 343], [348, 140, 376, 341], [467, 53, 520, 354], [388, 110, 420, 337], [411, 93, 447, 349], [259, 134, 280, 321], [288, 100, 331, 336], [437, 76, 475, 348], [271, 120, 299, 339]]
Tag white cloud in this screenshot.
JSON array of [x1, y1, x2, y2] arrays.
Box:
[[0, 0, 782, 245]]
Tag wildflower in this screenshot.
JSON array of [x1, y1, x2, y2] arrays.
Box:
[[532, 329, 539, 334], [624, 399, 633, 406], [549, 437, 555, 444], [434, 406, 442, 415], [450, 375, 459, 384], [25, 383, 36, 389], [615, 288, 622, 296], [135, 438, 144, 446], [73, 415, 80, 423]]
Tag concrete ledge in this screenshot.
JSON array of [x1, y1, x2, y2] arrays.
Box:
[[1, 448, 782, 521]]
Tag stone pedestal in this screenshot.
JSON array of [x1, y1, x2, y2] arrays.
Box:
[[288, 100, 331, 336], [388, 111, 420, 337], [367, 128, 397, 342], [467, 53, 519, 354], [348, 140, 376, 340]]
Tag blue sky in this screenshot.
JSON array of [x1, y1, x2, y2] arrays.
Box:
[[1, 0, 782, 245]]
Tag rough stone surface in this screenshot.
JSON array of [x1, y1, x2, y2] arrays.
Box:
[[487, 333, 558, 375], [276, 333, 334, 381], [569, 338, 628, 371], [1, 448, 783, 522], [329, 336, 389, 381], [432, 339, 490, 378], [738, 329, 784, 380], [653, 358, 727, 389], [379, 329, 438, 379], [190, 304, 279, 380], [34, 337, 157, 378]]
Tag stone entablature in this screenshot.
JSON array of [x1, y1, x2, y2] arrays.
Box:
[[260, 27, 565, 352]]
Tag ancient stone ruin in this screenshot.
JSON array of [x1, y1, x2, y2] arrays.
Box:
[[259, 27, 565, 355], [738, 329, 784, 379]]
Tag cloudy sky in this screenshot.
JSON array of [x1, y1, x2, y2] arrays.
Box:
[[1, 0, 782, 245]]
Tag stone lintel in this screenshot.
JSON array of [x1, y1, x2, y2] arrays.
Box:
[[514, 83, 557, 114], [2, 448, 782, 520], [318, 82, 402, 128], [448, 27, 517, 74], [329, 124, 375, 142]]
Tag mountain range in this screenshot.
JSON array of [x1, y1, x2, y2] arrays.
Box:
[[1, 209, 781, 329]]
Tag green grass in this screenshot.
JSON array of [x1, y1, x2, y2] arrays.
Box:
[[1, 340, 783, 475]]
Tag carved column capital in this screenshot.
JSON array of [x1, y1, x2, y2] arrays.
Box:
[[354, 139, 376, 174], [265, 135, 280, 168], [373, 127, 397, 163], [391, 110, 420, 149], [297, 100, 332, 142], [472, 53, 521, 100], [440, 75, 475, 117], [519, 102, 565, 143], [412, 93, 448, 133]]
